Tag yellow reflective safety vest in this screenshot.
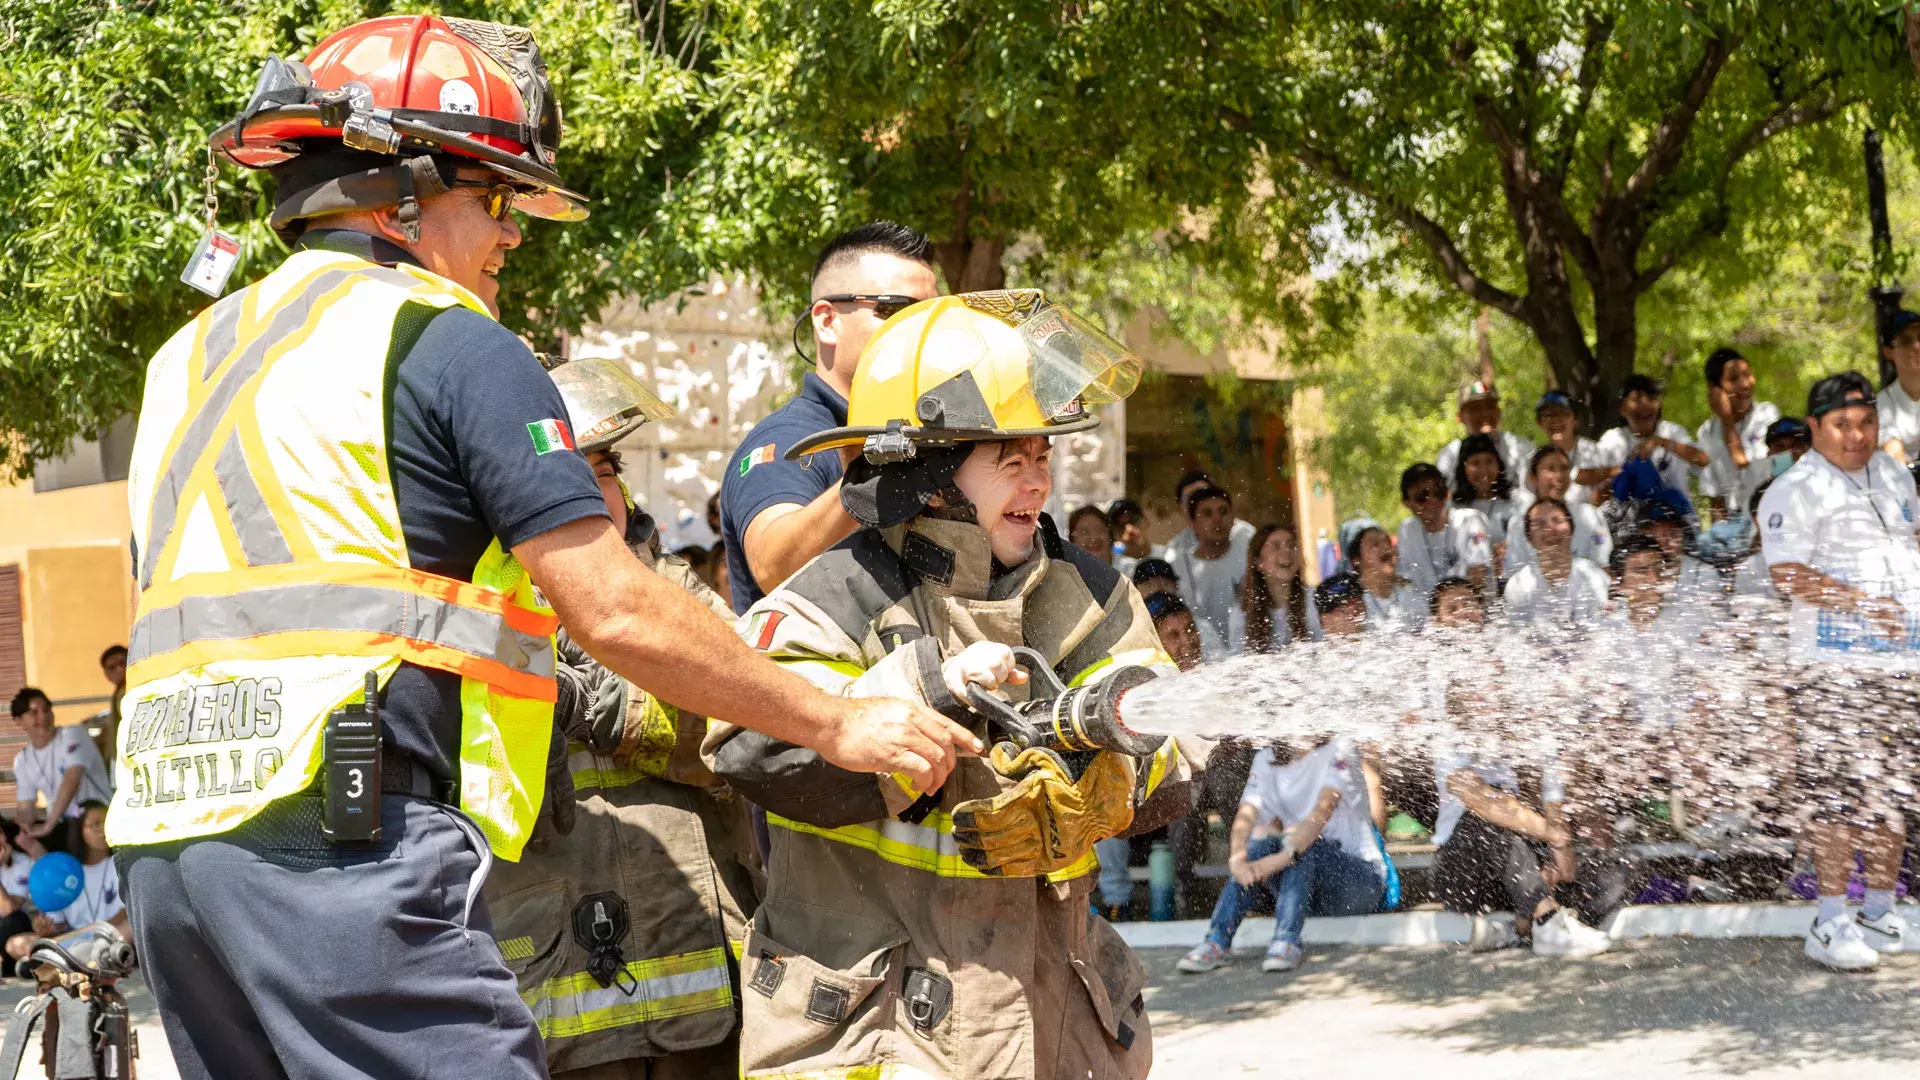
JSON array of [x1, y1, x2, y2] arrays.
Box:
[[110, 246, 557, 860]]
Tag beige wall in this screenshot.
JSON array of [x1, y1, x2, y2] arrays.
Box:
[[0, 478, 135, 727]]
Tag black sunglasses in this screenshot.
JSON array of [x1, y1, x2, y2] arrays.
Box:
[[791, 294, 924, 361], [1407, 486, 1448, 503]]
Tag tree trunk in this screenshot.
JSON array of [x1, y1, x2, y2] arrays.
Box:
[[934, 235, 1007, 292], [1588, 283, 1641, 433]]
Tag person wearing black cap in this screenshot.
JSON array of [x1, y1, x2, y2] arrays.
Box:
[[1876, 309, 1920, 464], [1757, 370, 1920, 970], [1576, 374, 1709, 497], [1697, 347, 1781, 521]]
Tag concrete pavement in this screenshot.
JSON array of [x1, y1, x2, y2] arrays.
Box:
[[1141, 938, 1920, 1078]]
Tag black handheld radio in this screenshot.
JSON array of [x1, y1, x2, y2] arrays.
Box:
[[322, 671, 384, 843]]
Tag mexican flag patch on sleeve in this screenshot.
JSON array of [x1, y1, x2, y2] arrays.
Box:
[[740, 442, 777, 476], [527, 418, 577, 455]]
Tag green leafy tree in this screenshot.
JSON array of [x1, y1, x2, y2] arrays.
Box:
[[1229, 0, 1919, 432], [0, 0, 712, 475]]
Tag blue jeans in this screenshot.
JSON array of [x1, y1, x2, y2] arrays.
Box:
[[1205, 834, 1385, 948], [1095, 836, 1133, 909]]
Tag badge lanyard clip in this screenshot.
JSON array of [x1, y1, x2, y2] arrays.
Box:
[[179, 145, 242, 298]]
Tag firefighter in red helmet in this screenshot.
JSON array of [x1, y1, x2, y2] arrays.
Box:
[[112, 16, 979, 1078]]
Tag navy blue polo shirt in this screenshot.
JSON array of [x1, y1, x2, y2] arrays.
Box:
[[720, 371, 848, 613], [297, 230, 609, 784]]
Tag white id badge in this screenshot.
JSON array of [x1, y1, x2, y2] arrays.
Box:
[[179, 230, 242, 297]]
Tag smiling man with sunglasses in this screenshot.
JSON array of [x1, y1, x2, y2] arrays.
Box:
[[720, 221, 942, 612]]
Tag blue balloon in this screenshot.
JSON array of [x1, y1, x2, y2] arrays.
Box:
[[28, 852, 84, 914]]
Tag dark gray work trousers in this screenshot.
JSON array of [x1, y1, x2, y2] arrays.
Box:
[[117, 794, 546, 1080]]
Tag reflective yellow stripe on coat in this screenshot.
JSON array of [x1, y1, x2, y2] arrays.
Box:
[[522, 946, 733, 1039], [768, 809, 1099, 882], [111, 248, 557, 859]]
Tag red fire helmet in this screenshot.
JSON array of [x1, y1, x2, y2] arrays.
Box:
[[213, 15, 587, 222]]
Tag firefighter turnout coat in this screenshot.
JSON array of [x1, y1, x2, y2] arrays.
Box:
[[704, 515, 1196, 1080], [485, 543, 760, 1073]]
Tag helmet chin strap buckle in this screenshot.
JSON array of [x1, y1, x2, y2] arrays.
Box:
[[863, 423, 918, 465]]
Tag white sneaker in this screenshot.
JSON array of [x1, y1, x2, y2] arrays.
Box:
[[1175, 940, 1233, 973], [1855, 909, 1920, 954], [1805, 915, 1880, 970], [1261, 940, 1303, 972], [1469, 913, 1522, 952], [1531, 909, 1611, 959]]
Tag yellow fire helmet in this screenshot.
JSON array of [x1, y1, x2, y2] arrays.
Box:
[[549, 356, 676, 455], [785, 290, 1142, 464]]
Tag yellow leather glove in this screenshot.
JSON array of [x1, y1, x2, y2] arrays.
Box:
[[949, 744, 1137, 878]]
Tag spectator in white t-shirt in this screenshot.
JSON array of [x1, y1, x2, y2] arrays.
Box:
[[1163, 470, 1256, 562], [1450, 433, 1521, 561], [1875, 310, 1920, 464], [1506, 445, 1611, 575], [1174, 735, 1390, 975], [1437, 380, 1535, 481], [4, 803, 128, 967], [1169, 485, 1250, 649], [1503, 498, 1611, 628], [1697, 348, 1781, 521], [1229, 523, 1323, 654], [1351, 525, 1427, 632], [1534, 391, 1601, 505], [1395, 463, 1492, 599], [0, 823, 34, 976], [1576, 374, 1709, 497], [1757, 371, 1920, 970], [8, 688, 112, 855]]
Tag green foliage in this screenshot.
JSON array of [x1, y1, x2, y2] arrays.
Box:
[[0, 0, 711, 475]]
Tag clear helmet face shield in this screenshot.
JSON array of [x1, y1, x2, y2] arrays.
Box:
[[957, 291, 1141, 422], [549, 356, 675, 453]]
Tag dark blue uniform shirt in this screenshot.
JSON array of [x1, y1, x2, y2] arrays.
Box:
[[298, 230, 609, 784], [719, 371, 848, 613]]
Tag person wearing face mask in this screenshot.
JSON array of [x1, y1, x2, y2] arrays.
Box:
[[1875, 310, 1920, 465], [1505, 446, 1612, 576], [1697, 347, 1782, 522], [483, 359, 762, 1079], [1758, 372, 1920, 970], [1229, 523, 1324, 654], [703, 292, 1200, 1080]]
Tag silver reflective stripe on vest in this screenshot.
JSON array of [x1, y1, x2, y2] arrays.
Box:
[[213, 431, 295, 568], [140, 263, 428, 589], [199, 290, 247, 383], [127, 582, 556, 679]]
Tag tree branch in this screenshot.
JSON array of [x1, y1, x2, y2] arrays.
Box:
[[1619, 28, 1742, 212], [1545, 15, 1613, 185], [1471, 94, 1601, 283], [1293, 145, 1525, 318], [1632, 83, 1855, 293]]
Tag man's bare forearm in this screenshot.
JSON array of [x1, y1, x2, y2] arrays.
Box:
[[742, 483, 859, 594]]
